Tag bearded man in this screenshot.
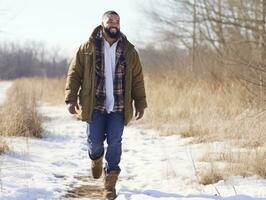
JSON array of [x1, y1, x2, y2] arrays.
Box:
[[65, 10, 147, 200]]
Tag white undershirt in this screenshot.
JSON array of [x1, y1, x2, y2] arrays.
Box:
[[104, 38, 118, 113]]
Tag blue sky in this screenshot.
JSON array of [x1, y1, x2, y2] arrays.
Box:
[[0, 0, 153, 57]]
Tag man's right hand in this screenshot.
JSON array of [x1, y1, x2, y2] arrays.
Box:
[[67, 102, 79, 114]]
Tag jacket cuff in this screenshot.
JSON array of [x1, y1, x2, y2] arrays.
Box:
[[134, 99, 147, 109], [65, 98, 77, 105]]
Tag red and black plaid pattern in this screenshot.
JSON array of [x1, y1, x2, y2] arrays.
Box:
[[94, 28, 126, 113]]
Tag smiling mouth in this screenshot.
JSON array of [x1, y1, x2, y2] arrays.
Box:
[[110, 28, 117, 32]]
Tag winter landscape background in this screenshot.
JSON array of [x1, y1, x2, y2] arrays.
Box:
[[1, 0, 266, 199]]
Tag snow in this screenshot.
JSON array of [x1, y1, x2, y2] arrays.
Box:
[[0, 81, 266, 200], [0, 81, 12, 104]]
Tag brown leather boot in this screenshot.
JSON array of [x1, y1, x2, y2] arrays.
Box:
[[91, 155, 103, 179], [103, 170, 120, 200]]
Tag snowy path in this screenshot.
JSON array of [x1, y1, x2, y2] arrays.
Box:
[[0, 81, 266, 200]]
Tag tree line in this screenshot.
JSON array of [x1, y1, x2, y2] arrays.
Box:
[[0, 41, 68, 80]]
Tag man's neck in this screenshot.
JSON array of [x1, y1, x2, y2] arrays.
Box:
[[103, 32, 117, 46]]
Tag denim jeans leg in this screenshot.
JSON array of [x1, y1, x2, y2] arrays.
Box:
[[86, 111, 106, 160], [105, 112, 124, 172]]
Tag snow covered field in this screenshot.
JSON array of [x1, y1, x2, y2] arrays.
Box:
[[0, 81, 266, 200]]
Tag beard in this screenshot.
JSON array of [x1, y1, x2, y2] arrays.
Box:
[[103, 27, 120, 39]]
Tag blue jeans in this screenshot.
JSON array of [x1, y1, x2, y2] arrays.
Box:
[[86, 110, 124, 172]]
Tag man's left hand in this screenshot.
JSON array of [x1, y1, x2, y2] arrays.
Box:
[[135, 107, 145, 120]]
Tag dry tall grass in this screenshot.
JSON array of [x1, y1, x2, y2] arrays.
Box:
[[199, 149, 266, 184], [28, 77, 66, 105], [0, 77, 64, 153], [144, 72, 265, 145], [143, 71, 266, 184], [0, 79, 42, 137], [0, 77, 65, 136], [197, 162, 223, 185], [0, 139, 9, 154]]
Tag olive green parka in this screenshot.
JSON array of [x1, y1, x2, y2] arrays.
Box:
[[65, 25, 147, 125]]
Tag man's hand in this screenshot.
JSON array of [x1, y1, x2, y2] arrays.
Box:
[[67, 102, 79, 114], [135, 107, 145, 120]]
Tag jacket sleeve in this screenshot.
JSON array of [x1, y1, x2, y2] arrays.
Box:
[[131, 49, 148, 109], [65, 45, 85, 104]]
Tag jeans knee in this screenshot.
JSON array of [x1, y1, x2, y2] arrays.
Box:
[[88, 143, 104, 159]]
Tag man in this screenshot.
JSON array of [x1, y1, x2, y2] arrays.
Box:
[[65, 11, 147, 200]]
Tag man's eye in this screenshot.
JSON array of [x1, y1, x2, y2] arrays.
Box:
[[108, 20, 119, 23]]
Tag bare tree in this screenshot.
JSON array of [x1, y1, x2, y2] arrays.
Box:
[[144, 0, 266, 107]]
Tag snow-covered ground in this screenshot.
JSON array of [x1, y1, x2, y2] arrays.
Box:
[[0, 81, 266, 200]]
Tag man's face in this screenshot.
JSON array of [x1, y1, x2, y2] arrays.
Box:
[[102, 14, 120, 39]]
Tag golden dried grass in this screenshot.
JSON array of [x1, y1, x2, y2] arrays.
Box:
[[28, 77, 65, 105], [200, 149, 266, 182], [143, 71, 266, 184], [0, 139, 9, 154], [143, 72, 266, 146], [198, 162, 223, 185], [0, 79, 42, 137]]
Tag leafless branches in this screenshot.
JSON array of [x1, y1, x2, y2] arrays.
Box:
[[144, 0, 266, 108]]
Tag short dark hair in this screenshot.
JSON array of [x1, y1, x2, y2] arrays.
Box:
[[102, 10, 119, 20]]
